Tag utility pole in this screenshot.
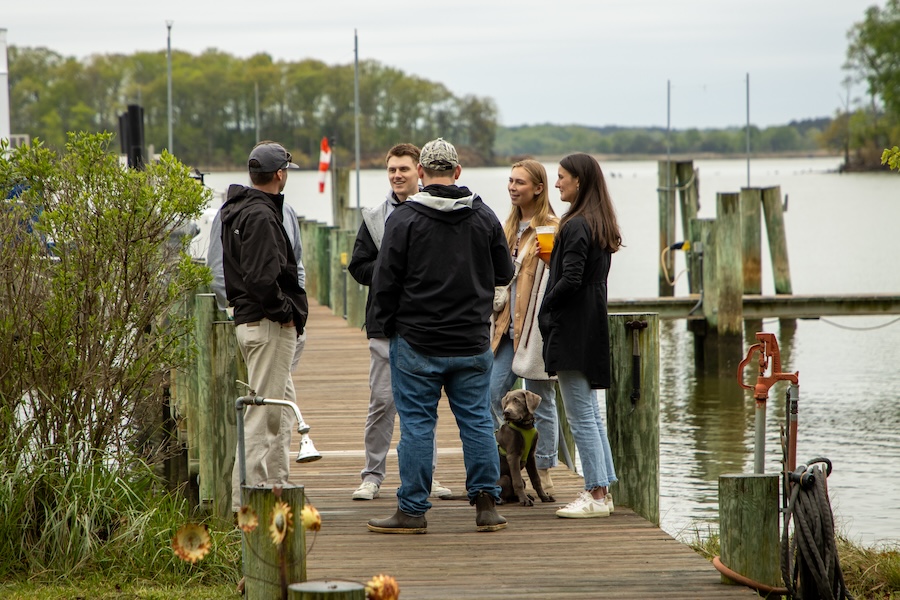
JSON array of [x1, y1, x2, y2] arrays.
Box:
[[166, 21, 174, 155]]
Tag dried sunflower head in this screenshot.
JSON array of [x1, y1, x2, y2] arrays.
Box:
[[269, 500, 294, 545], [300, 504, 321, 532], [366, 573, 400, 600], [236, 506, 259, 533], [172, 523, 211, 563]]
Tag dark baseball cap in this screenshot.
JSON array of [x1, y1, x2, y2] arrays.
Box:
[[248, 143, 300, 173]]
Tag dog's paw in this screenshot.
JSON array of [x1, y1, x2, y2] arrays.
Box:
[[539, 494, 555, 503], [519, 494, 535, 507]]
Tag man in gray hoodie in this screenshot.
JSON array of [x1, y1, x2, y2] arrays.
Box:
[[367, 138, 514, 534]]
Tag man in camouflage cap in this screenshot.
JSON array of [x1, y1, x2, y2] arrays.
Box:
[[368, 138, 514, 534]]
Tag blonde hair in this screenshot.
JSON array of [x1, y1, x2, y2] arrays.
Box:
[[503, 159, 557, 249]]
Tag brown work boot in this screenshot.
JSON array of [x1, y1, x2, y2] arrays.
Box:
[[538, 468, 555, 496], [367, 508, 427, 534], [474, 491, 507, 532]]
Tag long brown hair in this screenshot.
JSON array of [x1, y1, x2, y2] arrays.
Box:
[[503, 159, 557, 250], [558, 153, 622, 252]]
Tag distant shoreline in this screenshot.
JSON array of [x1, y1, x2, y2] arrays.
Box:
[[194, 150, 844, 173]]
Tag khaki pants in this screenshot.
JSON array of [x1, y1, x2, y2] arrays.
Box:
[[231, 319, 298, 511]]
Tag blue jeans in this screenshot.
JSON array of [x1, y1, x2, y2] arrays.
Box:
[[556, 370, 617, 490], [489, 334, 559, 470], [390, 335, 501, 516]]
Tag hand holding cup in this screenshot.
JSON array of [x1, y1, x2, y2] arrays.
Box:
[[534, 225, 555, 263]]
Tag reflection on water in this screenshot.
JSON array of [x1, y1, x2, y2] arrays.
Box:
[[659, 318, 900, 546]]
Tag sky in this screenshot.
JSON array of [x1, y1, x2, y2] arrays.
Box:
[[2, 1, 884, 130]]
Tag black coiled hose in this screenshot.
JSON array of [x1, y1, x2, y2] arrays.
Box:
[[781, 458, 854, 600]]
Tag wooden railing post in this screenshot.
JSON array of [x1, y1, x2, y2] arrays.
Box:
[[243, 485, 306, 599], [344, 230, 367, 329], [607, 313, 660, 526]]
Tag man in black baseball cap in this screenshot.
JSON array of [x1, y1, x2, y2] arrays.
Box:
[[248, 142, 300, 174], [220, 140, 316, 513]]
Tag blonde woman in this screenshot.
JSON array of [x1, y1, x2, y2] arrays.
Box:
[[489, 159, 559, 497]]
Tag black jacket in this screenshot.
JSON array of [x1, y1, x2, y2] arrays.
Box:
[[219, 184, 308, 335], [538, 215, 611, 388], [371, 184, 514, 356]]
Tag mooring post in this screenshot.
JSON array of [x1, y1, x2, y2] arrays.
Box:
[[695, 218, 718, 329], [607, 313, 660, 526], [718, 473, 781, 589], [331, 167, 350, 230], [739, 188, 762, 295], [676, 161, 700, 293], [658, 161, 677, 297], [716, 193, 743, 338], [761, 186, 792, 295], [243, 485, 307, 599], [301, 220, 319, 302]]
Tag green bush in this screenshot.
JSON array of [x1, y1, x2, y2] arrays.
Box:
[[0, 132, 223, 580]]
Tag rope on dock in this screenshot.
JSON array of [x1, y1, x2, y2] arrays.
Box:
[[819, 316, 900, 331]]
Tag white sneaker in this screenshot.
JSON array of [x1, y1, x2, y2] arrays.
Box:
[[430, 479, 453, 499], [556, 491, 610, 518], [352, 481, 380, 500]]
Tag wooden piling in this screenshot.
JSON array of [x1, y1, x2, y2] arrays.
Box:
[[693, 218, 718, 328], [658, 161, 677, 297], [761, 186, 792, 295], [288, 580, 366, 600], [243, 485, 307, 600], [607, 313, 660, 526], [677, 162, 700, 293], [716, 193, 742, 337], [718, 473, 781, 589], [194, 293, 216, 510], [739, 188, 762, 295], [331, 167, 351, 230]]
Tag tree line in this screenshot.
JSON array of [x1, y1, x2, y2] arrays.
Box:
[[8, 46, 499, 169], [495, 119, 831, 158], [11, 0, 900, 173]]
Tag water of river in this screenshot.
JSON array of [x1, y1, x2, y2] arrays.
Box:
[[198, 156, 900, 546]]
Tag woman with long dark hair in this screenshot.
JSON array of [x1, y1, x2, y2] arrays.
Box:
[[537, 153, 622, 518]]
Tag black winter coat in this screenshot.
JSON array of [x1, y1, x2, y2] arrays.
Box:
[[219, 184, 308, 335], [538, 215, 611, 388]]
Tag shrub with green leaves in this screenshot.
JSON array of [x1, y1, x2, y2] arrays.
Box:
[[0, 132, 215, 579]]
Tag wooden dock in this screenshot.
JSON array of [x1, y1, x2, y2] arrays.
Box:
[[286, 300, 758, 599], [609, 292, 900, 320]]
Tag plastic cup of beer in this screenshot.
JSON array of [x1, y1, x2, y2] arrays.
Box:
[[535, 226, 555, 261]]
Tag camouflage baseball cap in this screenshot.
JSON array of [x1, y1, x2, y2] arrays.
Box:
[[419, 138, 458, 171], [248, 142, 299, 173]]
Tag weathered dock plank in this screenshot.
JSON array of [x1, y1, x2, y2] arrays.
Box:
[[288, 300, 757, 599]]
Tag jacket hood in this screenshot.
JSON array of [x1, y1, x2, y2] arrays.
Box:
[[409, 185, 475, 211], [220, 184, 283, 227]]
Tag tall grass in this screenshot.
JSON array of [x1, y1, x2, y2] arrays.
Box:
[[683, 524, 900, 599], [0, 449, 240, 584]]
